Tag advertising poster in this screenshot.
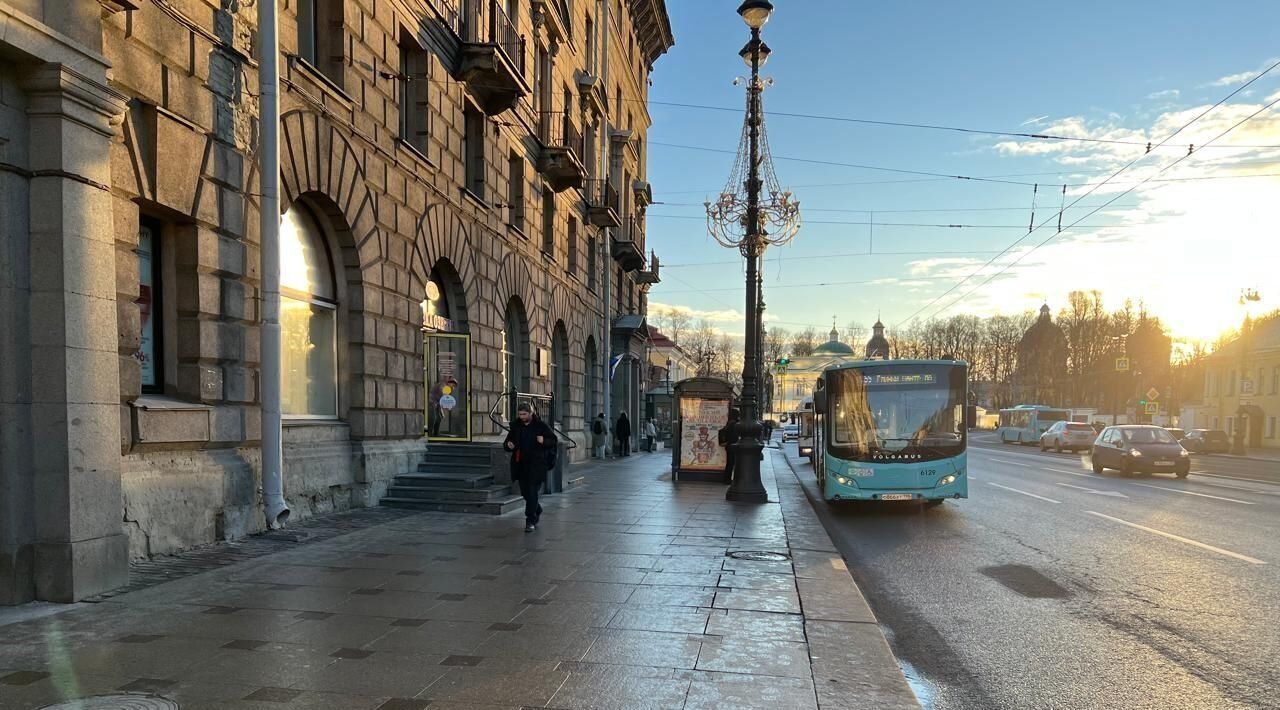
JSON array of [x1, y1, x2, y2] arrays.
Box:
[[679, 397, 729, 471], [426, 332, 471, 441]]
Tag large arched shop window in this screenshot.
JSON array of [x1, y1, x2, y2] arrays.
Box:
[[502, 298, 529, 393], [280, 203, 338, 417]]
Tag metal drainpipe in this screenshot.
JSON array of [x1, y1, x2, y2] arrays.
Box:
[[258, 0, 289, 529], [599, 0, 612, 453]]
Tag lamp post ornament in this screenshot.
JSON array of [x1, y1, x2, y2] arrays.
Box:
[[706, 1, 801, 502]]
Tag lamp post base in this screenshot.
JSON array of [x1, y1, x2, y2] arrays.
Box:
[[726, 423, 768, 503]]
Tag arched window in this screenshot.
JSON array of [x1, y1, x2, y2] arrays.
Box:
[[552, 322, 569, 424], [502, 298, 529, 393], [280, 203, 338, 417], [584, 337, 598, 421]]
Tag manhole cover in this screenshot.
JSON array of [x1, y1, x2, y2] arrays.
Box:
[[727, 551, 790, 562], [40, 695, 178, 710]]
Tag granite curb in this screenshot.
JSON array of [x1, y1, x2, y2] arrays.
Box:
[[771, 449, 921, 710]]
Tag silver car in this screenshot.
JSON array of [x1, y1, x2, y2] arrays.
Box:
[[1040, 421, 1096, 453]]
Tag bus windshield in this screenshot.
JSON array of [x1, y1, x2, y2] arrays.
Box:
[[829, 365, 966, 458]]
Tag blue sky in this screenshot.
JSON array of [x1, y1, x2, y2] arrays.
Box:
[[643, 1, 1280, 343]]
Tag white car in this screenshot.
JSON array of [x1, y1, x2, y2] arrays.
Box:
[[1039, 421, 1097, 453], [782, 424, 800, 442]]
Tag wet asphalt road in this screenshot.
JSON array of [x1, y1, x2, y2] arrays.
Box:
[[785, 435, 1280, 710]]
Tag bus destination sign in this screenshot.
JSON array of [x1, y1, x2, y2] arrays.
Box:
[[862, 373, 936, 386]]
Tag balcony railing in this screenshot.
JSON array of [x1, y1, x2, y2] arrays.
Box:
[[447, 0, 529, 114], [538, 109, 584, 157], [611, 218, 645, 272], [536, 108, 585, 192], [585, 179, 621, 228], [457, 0, 525, 74]]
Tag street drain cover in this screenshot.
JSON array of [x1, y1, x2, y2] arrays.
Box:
[[727, 551, 790, 562], [40, 695, 178, 710]]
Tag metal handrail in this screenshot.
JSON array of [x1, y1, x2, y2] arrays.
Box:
[[452, 0, 526, 74], [486, 389, 578, 449], [584, 179, 620, 212], [538, 108, 584, 158]]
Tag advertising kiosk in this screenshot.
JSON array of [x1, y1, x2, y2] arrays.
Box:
[[670, 377, 737, 483]]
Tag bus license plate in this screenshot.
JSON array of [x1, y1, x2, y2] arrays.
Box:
[[880, 494, 913, 501]]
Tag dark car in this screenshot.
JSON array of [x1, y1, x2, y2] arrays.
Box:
[[1181, 429, 1231, 454], [1165, 427, 1186, 441], [1091, 425, 1190, 477]]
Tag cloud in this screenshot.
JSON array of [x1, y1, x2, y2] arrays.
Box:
[[1207, 70, 1259, 87], [1147, 89, 1180, 100], [649, 301, 744, 324]]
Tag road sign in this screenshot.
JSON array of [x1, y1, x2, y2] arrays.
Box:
[[1146, 387, 1160, 401], [1115, 357, 1130, 372], [1144, 402, 1159, 415], [1241, 379, 1255, 395]]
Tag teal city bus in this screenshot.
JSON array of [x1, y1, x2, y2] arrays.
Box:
[[812, 359, 970, 506], [996, 404, 1071, 444]]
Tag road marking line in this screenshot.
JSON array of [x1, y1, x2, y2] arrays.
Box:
[[1084, 511, 1266, 565], [1128, 482, 1256, 505], [1054, 482, 1128, 498], [1188, 480, 1280, 497], [1192, 471, 1280, 487], [985, 481, 1061, 504]]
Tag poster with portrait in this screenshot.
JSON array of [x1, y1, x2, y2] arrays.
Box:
[[679, 397, 730, 471], [426, 332, 471, 441]]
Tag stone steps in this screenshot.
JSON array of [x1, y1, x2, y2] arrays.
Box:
[[379, 496, 525, 515]]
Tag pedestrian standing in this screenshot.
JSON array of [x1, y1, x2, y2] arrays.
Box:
[[615, 412, 632, 457], [591, 412, 609, 458], [504, 403, 556, 532], [643, 419, 658, 452], [719, 408, 740, 484]]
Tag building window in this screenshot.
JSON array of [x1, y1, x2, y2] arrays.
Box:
[[587, 236, 598, 291], [280, 204, 339, 417], [1226, 417, 1234, 435], [398, 31, 430, 156], [1272, 367, 1279, 394], [1227, 370, 1236, 396], [463, 105, 486, 200], [297, 0, 345, 89], [541, 186, 555, 257], [1212, 416, 1219, 430], [567, 218, 579, 275], [137, 218, 164, 392], [507, 152, 525, 232], [585, 16, 596, 74], [1268, 417, 1277, 439]]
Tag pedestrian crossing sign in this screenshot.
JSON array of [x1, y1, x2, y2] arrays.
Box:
[[1144, 402, 1159, 415]]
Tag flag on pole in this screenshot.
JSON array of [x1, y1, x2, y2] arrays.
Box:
[[609, 354, 625, 381]]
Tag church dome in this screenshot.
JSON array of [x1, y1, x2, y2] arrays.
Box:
[[814, 326, 855, 355]]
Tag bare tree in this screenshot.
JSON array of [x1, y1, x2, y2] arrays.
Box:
[[682, 320, 720, 377], [842, 320, 867, 348], [714, 334, 740, 383], [1058, 290, 1111, 407], [650, 306, 690, 345], [789, 327, 818, 357], [764, 326, 790, 365]]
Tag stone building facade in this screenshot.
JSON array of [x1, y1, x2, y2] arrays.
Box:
[[0, 0, 672, 604], [1014, 304, 1069, 405]]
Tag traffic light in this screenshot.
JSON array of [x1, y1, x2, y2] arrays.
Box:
[[777, 356, 791, 366]]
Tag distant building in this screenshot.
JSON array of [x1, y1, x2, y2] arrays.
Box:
[[770, 326, 858, 418], [1015, 304, 1069, 405], [1183, 316, 1280, 450]]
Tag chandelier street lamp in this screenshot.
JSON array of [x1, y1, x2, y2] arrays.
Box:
[[706, 0, 801, 503]]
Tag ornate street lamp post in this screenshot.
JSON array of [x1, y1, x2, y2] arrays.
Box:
[[706, 0, 801, 502]]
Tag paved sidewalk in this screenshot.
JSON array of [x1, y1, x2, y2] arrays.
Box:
[[0, 449, 916, 710]]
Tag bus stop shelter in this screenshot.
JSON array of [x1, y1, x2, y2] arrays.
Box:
[[670, 377, 736, 483]]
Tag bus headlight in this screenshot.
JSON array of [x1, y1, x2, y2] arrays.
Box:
[[938, 474, 957, 486], [836, 476, 849, 485]]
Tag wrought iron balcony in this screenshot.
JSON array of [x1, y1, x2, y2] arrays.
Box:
[[449, 0, 529, 115], [636, 250, 661, 284], [536, 108, 585, 192], [584, 179, 621, 227], [611, 218, 645, 272]]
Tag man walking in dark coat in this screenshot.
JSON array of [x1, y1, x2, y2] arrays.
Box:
[[505, 403, 556, 532], [719, 408, 741, 484], [615, 412, 632, 457]]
